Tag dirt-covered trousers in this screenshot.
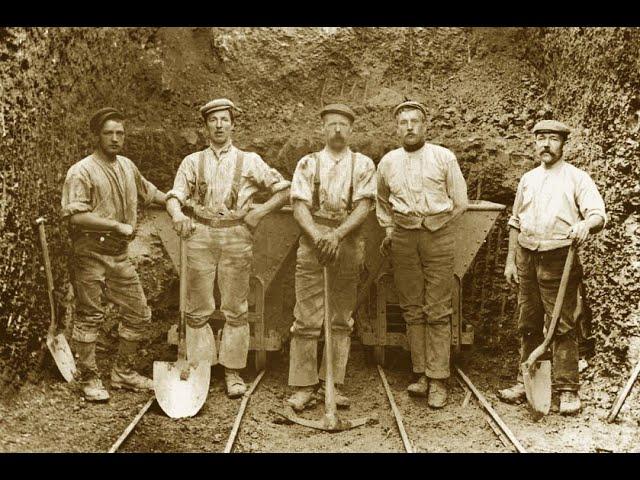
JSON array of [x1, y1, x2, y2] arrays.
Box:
[[391, 223, 455, 379], [515, 245, 582, 392], [71, 238, 151, 343], [288, 224, 364, 387], [185, 222, 253, 370]]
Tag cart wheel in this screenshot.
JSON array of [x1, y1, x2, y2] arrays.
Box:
[[254, 350, 267, 372], [373, 346, 386, 367]]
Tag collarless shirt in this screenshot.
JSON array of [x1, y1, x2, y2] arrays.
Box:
[[508, 159, 607, 251], [290, 146, 376, 220], [167, 143, 290, 212], [376, 143, 469, 232], [61, 153, 158, 230]]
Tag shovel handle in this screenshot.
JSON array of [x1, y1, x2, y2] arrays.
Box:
[[178, 236, 188, 361], [322, 267, 337, 418], [36, 217, 57, 332], [523, 244, 576, 369]]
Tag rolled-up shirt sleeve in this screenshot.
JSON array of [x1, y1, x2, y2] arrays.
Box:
[[353, 155, 377, 206], [61, 168, 93, 218], [508, 177, 524, 230], [290, 155, 314, 207], [246, 153, 290, 194], [445, 152, 469, 212], [132, 163, 159, 207], [376, 161, 394, 231], [166, 155, 196, 205], [577, 171, 607, 227]]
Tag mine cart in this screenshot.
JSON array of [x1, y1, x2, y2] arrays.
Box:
[[150, 199, 505, 370]]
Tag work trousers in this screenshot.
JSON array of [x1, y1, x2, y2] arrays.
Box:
[[71, 238, 151, 343], [185, 222, 253, 370], [288, 224, 364, 387], [515, 245, 582, 392], [391, 223, 455, 379]]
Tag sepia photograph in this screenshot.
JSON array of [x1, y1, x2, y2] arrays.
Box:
[[0, 26, 638, 453]]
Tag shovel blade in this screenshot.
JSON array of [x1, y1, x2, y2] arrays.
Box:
[[185, 323, 218, 365], [46, 333, 77, 383], [522, 360, 552, 416], [153, 359, 210, 419]]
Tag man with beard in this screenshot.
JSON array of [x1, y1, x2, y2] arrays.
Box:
[[497, 120, 606, 415], [166, 98, 290, 398], [376, 101, 468, 408], [61, 107, 167, 401], [286, 103, 376, 411]]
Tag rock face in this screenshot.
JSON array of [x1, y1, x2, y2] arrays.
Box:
[[0, 27, 638, 391]]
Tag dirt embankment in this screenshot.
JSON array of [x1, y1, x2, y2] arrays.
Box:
[[1, 27, 637, 418]]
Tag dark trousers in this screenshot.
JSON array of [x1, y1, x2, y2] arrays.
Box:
[[516, 245, 582, 392]]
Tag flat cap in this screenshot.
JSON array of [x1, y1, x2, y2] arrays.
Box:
[[532, 119, 571, 136], [320, 103, 355, 122], [90, 107, 124, 134], [199, 98, 242, 119], [393, 100, 428, 118]]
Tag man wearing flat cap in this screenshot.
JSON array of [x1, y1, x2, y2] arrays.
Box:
[[166, 98, 291, 398], [286, 103, 376, 411], [61, 107, 167, 402], [498, 119, 606, 415], [376, 100, 469, 408]]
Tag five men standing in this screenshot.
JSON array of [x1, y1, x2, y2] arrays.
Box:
[[61, 100, 604, 420]]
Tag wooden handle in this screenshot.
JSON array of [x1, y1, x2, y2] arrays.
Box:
[[36, 218, 57, 332], [524, 245, 576, 368], [178, 236, 188, 361], [322, 267, 337, 417], [607, 358, 640, 423]]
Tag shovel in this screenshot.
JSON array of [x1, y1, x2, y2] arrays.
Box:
[[521, 244, 576, 417], [35, 217, 77, 383], [280, 267, 368, 432], [153, 237, 211, 419]]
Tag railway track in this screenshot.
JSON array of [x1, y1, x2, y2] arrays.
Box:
[[107, 356, 526, 453]]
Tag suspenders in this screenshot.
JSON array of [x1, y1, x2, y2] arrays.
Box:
[[311, 151, 356, 214], [192, 148, 245, 210]]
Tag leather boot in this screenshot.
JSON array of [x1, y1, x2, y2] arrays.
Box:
[[427, 378, 448, 409], [286, 386, 317, 412], [407, 374, 429, 397], [225, 368, 247, 398], [317, 381, 351, 409], [75, 341, 109, 402], [497, 382, 526, 404], [559, 391, 581, 415], [111, 339, 153, 392]]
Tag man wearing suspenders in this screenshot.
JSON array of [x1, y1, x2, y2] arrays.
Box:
[[286, 104, 376, 412], [166, 98, 291, 398]]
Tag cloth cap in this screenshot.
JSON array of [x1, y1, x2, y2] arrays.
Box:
[[90, 107, 124, 134], [320, 103, 356, 122], [532, 119, 571, 136], [199, 98, 241, 119], [393, 100, 428, 118]]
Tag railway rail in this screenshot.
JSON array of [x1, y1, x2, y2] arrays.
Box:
[[107, 360, 526, 453]]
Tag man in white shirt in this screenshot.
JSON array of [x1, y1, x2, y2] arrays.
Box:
[[498, 120, 606, 415], [376, 101, 469, 408]]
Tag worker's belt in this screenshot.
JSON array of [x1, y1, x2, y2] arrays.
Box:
[[312, 215, 344, 228], [393, 210, 455, 232], [191, 213, 246, 228], [73, 230, 131, 256]]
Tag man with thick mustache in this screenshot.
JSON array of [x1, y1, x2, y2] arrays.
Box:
[[376, 101, 468, 408], [61, 108, 167, 401], [166, 98, 290, 398], [286, 104, 376, 411], [497, 120, 606, 415]]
